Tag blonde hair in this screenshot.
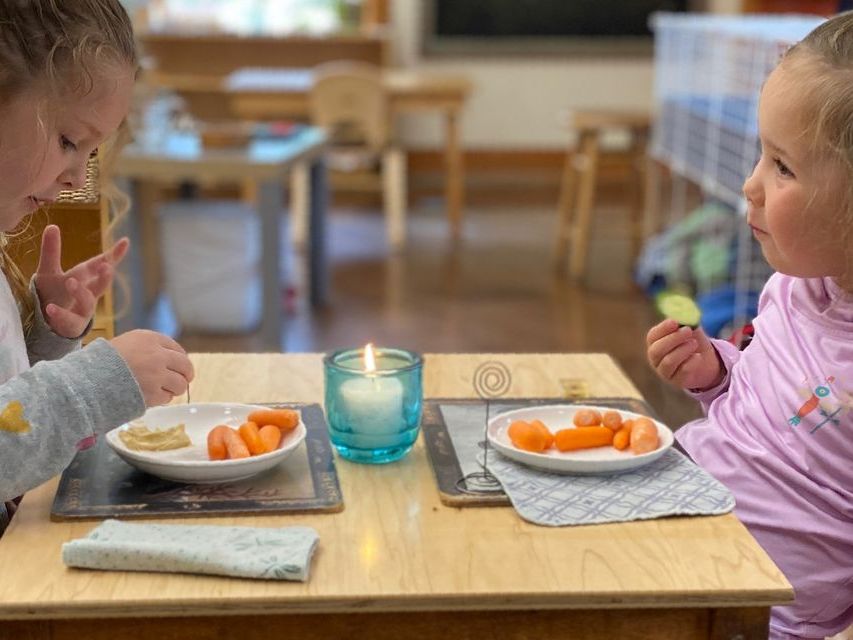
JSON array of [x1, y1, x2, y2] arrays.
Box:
[[0, 0, 137, 333], [783, 11, 853, 280]]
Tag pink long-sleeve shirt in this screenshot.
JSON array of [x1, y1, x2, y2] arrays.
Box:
[[677, 273, 853, 640]]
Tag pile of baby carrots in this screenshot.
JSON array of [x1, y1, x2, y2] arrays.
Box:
[[206, 408, 300, 461], [507, 409, 659, 455]]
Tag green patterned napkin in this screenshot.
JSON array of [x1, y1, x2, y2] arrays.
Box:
[[62, 519, 319, 581]]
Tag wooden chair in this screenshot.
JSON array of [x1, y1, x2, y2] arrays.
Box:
[[304, 60, 406, 250], [554, 109, 651, 280], [7, 155, 116, 343]]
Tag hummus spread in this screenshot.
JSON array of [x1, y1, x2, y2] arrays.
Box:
[[119, 423, 192, 451]]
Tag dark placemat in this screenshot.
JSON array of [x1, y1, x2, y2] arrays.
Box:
[[422, 398, 661, 507], [51, 403, 343, 521]]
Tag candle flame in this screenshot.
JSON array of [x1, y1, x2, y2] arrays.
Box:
[[364, 343, 376, 373]]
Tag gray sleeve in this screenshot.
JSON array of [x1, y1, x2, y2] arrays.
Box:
[[0, 338, 145, 502], [25, 280, 91, 366]]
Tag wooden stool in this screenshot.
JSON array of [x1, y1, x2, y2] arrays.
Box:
[[554, 109, 651, 279]]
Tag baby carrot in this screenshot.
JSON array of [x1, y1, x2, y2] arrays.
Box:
[[572, 409, 602, 427], [554, 426, 613, 452], [602, 410, 623, 431], [247, 408, 300, 431], [206, 424, 231, 460], [223, 427, 251, 459], [630, 417, 660, 455], [529, 419, 554, 449], [508, 420, 550, 452], [258, 424, 282, 453], [612, 421, 633, 451], [238, 421, 265, 456]]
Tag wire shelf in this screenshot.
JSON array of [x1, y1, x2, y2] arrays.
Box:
[[648, 13, 823, 333], [650, 13, 823, 212]]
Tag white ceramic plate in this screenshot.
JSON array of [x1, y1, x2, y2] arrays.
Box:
[[105, 403, 306, 484], [487, 404, 673, 475]]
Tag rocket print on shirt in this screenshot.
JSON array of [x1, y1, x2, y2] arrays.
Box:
[[788, 375, 852, 434]]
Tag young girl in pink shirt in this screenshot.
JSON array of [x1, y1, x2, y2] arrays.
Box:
[[647, 12, 853, 640]]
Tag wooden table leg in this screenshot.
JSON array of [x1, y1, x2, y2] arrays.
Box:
[[114, 178, 161, 335], [643, 155, 664, 242], [308, 157, 328, 308], [444, 108, 464, 241], [554, 144, 578, 270], [289, 161, 310, 249], [135, 180, 162, 313], [708, 606, 771, 640], [629, 127, 650, 264], [258, 180, 284, 351], [569, 130, 600, 280]]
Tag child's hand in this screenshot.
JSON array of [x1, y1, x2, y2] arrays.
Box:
[[34, 225, 130, 339], [646, 319, 724, 391], [110, 330, 194, 407]]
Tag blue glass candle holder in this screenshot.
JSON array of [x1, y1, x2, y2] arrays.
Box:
[[323, 347, 423, 464]]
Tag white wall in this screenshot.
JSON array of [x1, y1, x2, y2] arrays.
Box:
[[391, 0, 741, 150]]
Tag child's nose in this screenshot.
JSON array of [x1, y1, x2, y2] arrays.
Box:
[[58, 159, 88, 191], [742, 168, 763, 207]]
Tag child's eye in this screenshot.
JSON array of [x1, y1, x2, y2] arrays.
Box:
[[60, 135, 78, 152], [773, 157, 794, 178]]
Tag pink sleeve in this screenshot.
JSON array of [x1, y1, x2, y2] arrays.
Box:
[[686, 338, 742, 411]]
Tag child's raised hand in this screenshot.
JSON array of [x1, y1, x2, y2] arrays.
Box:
[[34, 225, 129, 339], [646, 319, 724, 391], [110, 330, 194, 407]]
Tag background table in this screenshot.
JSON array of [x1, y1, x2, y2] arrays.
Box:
[[0, 353, 792, 639], [150, 68, 473, 240], [114, 127, 328, 351]]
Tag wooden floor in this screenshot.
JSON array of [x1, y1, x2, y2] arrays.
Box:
[[175, 196, 703, 430]]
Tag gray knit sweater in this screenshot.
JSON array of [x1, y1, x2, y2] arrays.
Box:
[[0, 277, 145, 528]]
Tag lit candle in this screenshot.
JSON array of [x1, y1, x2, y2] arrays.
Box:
[[337, 343, 404, 448]]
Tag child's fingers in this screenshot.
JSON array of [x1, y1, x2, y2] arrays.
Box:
[[83, 263, 114, 300], [671, 352, 707, 386], [66, 277, 97, 315], [655, 337, 699, 380], [108, 237, 130, 265], [36, 225, 63, 276], [71, 237, 130, 279], [156, 333, 188, 355], [645, 319, 680, 346], [165, 349, 195, 382], [160, 369, 190, 396], [44, 303, 86, 336], [647, 325, 694, 368]]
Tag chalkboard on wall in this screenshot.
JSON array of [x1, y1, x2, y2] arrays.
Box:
[[424, 0, 692, 56]]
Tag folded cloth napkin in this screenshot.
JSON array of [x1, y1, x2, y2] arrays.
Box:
[[62, 519, 319, 581], [487, 448, 735, 527]]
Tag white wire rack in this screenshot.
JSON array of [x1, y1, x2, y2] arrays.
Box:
[[651, 13, 822, 209], [648, 13, 824, 332]]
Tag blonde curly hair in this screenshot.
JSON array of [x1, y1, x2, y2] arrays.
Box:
[[783, 11, 853, 284], [0, 0, 137, 333]]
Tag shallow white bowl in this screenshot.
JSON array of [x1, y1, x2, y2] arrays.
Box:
[[105, 402, 306, 484], [487, 404, 673, 475]]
